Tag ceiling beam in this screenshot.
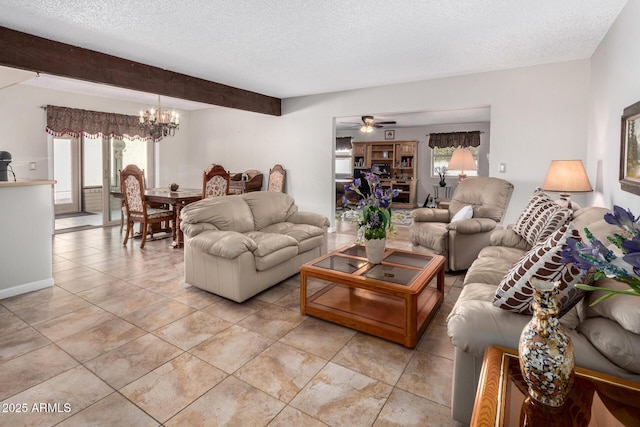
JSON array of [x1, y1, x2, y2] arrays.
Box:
[[0, 26, 281, 116]]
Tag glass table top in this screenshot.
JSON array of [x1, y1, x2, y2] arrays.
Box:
[[311, 244, 434, 286]]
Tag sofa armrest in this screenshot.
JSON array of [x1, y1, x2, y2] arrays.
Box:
[[447, 218, 497, 234], [411, 208, 450, 222], [489, 228, 531, 250], [180, 222, 219, 238], [187, 230, 257, 258], [287, 211, 330, 229]]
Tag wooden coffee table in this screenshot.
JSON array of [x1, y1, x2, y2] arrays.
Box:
[[472, 346, 640, 426], [300, 244, 445, 348]]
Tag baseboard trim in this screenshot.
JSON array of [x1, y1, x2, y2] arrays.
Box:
[[0, 278, 54, 300]]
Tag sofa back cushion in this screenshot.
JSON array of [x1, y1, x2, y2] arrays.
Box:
[[511, 188, 572, 246], [242, 191, 297, 230], [584, 278, 640, 334], [179, 195, 255, 233]]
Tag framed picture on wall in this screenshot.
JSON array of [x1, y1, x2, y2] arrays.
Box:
[[385, 130, 395, 140], [620, 100, 640, 195]]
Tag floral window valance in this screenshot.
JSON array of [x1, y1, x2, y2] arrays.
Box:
[[427, 131, 481, 149], [336, 136, 353, 151], [46, 105, 156, 142]]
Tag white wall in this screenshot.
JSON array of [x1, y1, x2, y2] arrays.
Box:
[[0, 84, 191, 187], [284, 60, 589, 226], [589, 0, 640, 213]]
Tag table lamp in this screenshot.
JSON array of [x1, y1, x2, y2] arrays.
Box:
[[541, 160, 593, 210], [448, 148, 477, 183]]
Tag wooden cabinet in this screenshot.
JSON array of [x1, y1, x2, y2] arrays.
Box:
[[351, 140, 418, 208]]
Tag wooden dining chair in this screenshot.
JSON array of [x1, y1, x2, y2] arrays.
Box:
[[268, 164, 286, 192], [202, 164, 231, 198], [120, 164, 175, 249]]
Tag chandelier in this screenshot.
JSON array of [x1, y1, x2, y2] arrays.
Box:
[[138, 95, 179, 138]]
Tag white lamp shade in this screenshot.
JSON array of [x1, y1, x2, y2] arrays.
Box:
[[448, 149, 477, 172], [542, 160, 593, 193]]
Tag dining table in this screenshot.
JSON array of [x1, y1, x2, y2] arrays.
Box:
[[112, 187, 203, 248]]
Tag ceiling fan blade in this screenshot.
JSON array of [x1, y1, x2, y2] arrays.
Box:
[[376, 121, 397, 125]]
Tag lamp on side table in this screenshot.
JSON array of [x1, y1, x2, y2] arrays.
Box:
[[542, 160, 593, 210]]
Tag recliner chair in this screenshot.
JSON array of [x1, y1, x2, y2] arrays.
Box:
[[409, 177, 514, 271]]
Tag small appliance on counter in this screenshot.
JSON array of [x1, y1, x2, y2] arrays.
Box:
[[0, 151, 14, 181]]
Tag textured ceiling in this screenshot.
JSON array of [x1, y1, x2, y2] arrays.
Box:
[[0, 0, 627, 100]]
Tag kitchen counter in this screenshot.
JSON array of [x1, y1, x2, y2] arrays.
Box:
[[0, 180, 55, 298]]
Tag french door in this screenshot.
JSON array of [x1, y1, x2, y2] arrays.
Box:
[[53, 136, 81, 215], [103, 136, 155, 226]]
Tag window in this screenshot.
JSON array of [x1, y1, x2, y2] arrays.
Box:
[[432, 146, 479, 178], [335, 148, 352, 178]]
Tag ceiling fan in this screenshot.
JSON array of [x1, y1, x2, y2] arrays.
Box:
[[346, 115, 397, 133]]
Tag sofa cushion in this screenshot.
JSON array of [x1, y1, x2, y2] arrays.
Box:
[[261, 222, 325, 253], [584, 278, 640, 334], [187, 230, 257, 258], [578, 317, 640, 374], [489, 228, 531, 251], [244, 231, 299, 271], [242, 191, 298, 231], [493, 224, 586, 316], [511, 188, 572, 246], [464, 249, 525, 287], [180, 195, 255, 233], [477, 245, 527, 263], [244, 231, 298, 257]]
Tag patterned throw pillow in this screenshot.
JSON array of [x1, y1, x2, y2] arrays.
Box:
[[493, 224, 586, 316], [512, 189, 572, 247]]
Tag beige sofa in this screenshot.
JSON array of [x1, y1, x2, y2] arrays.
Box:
[[179, 191, 329, 302], [446, 206, 640, 424]]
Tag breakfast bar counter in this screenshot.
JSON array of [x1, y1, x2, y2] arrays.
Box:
[[0, 180, 55, 299]]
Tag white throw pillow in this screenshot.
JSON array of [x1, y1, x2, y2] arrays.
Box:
[[451, 205, 473, 222]]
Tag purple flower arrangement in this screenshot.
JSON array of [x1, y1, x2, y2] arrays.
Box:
[[561, 205, 640, 305], [344, 172, 401, 240]]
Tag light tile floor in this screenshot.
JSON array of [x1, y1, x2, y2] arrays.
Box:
[[0, 221, 466, 426]]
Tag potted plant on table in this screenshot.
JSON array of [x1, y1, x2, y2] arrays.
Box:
[[344, 172, 400, 263], [435, 166, 448, 187]]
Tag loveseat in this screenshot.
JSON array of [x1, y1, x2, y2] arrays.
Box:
[[179, 191, 329, 302], [447, 202, 640, 424]]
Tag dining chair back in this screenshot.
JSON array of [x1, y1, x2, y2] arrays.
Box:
[[268, 164, 286, 192], [202, 164, 230, 198], [120, 164, 175, 249]]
